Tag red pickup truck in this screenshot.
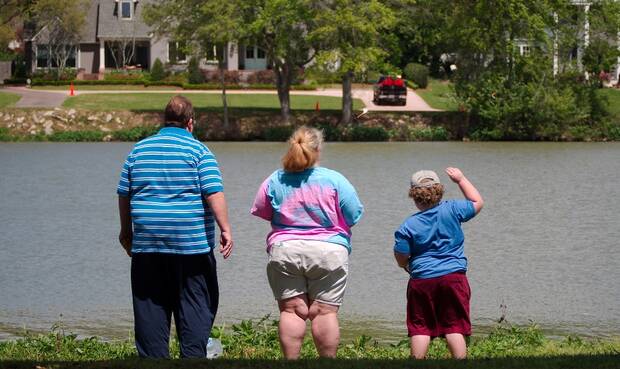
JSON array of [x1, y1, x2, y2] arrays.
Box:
[[373, 76, 407, 105]]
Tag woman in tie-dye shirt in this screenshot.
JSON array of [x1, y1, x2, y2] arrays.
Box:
[[251, 126, 363, 359]]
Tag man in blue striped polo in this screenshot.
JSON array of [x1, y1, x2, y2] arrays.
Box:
[[117, 95, 233, 358]]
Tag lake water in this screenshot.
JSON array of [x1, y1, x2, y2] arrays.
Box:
[[1, 142, 619, 342]]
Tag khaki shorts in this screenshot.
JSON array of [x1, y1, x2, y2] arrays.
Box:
[[267, 239, 349, 306]]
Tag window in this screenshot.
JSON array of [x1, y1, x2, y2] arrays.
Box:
[[36, 45, 76, 68], [520, 45, 531, 56], [168, 41, 187, 64], [121, 1, 132, 19], [246, 46, 255, 59], [257, 47, 265, 59]]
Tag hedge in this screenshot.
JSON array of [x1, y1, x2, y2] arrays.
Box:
[[29, 79, 317, 91]]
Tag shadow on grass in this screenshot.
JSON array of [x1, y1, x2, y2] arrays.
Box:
[[2, 355, 619, 369]]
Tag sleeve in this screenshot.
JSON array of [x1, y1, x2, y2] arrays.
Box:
[[450, 199, 476, 223], [116, 152, 134, 197], [250, 177, 274, 221], [336, 174, 364, 227], [197, 150, 224, 195], [393, 224, 412, 255]]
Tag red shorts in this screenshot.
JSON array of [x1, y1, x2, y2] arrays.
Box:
[[406, 272, 471, 338]]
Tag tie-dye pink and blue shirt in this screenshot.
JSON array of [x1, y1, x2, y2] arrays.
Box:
[[250, 167, 364, 253]]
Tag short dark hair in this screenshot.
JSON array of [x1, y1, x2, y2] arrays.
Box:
[[164, 95, 194, 127]]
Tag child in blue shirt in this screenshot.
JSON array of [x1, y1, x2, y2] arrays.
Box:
[[394, 167, 483, 359]]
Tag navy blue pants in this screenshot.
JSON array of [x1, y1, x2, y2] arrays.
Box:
[[131, 252, 219, 358]]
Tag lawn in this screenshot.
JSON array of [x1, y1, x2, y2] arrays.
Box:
[[598, 87, 620, 118], [33, 85, 181, 91], [63, 93, 364, 111], [1, 320, 619, 369], [0, 91, 21, 108], [416, 79, 458, 111]]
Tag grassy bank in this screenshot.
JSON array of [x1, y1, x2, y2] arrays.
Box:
[[415, 79, 458, 111], [0, 91, 21, 108], [62, 93, 364, 111], [1, 319, 618, 368]]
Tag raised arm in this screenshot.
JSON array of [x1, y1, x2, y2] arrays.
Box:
[[205, 192, 233, 259], [445, 167, 484, 214]]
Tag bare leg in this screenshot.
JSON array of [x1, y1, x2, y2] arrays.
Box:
[[445, 333, 467, 359], [308, 301, 340, 358], [277, 295, 309, 359], [410, 335, 431, 359]]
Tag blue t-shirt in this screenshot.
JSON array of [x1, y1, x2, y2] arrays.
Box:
[[394, 200, 476, 279]]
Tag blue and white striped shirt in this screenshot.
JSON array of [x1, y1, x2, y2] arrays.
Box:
[[117, 127, 223, 254]]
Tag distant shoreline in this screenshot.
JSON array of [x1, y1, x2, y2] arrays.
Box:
[[1, 108, 617, 142]]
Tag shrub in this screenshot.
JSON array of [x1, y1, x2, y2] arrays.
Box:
[[263, 126, 295, 141], [104, 70, 145, 81], [246, 70, 276, 84], [12, 54, 27, 79], [112, 126, 159, 141], [32, 69, 77, 81], [365, 70, 382, 84], [404, 63, 429, 88], [188, 57, 205, 84], [344, 126, 389, 141], [203, 70, 240, 84], [408, 126, 448, 141], [48, 130, 105, 142], [150, 58, 166, 81]]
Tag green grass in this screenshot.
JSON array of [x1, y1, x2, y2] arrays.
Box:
[[1, 319, 618, 368], [416, 79, 458, 111], [33, 85, 181, 91], [0, 91, 21, 108], [62, 93, 364, 111], [598, 88, 620, 118]]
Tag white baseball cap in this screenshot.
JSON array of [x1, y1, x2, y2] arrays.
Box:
[[411, 170, 440, 187]]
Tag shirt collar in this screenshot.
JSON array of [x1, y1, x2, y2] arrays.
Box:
[[159, 126, 193, 138]]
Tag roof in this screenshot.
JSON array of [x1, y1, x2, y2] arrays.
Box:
[[29, 0, 155, 43], [96, 0, 153, 40]]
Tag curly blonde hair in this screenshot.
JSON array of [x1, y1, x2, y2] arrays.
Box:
[[409, 183, 444, 208]]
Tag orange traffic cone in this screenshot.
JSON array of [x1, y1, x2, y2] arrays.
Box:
[[69, 82, 75, 96], [315, 101, 320, 112]]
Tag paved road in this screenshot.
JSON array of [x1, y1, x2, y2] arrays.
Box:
[[2, 86, 437, 111]]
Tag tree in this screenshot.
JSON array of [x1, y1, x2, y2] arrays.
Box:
[[310, 0, 396, 124], [238, 0, 317, 123], [0, 1, 35, 57], [144, 0, 242, 128], [30, 0, 88, 77]]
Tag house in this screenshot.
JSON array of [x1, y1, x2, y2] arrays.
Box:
[[24, 0, 268, 79]]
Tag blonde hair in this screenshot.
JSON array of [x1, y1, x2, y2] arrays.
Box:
[[409, 183, 444, 209], [282, 126, 323, 172]]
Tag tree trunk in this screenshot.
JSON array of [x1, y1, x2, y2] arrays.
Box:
[[275, 63, 292, 124], [341, 71, 353, 125], [218, 54, 229, 129]]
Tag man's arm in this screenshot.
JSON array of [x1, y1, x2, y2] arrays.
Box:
[[445, 167, 484, 214], [394, 252, 410, 270], [204, 192, 233, 259], [118, 196, 132, 257]]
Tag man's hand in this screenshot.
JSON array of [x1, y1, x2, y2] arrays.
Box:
[[220, 230, 233, 259], [119, 230, 132, 257], [446, 167, 465, 183], [204, 192, 234, 260]]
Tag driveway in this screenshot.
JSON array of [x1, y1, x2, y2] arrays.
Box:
[[2, 86, 67, 108]]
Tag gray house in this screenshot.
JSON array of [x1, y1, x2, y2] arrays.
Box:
[[26, 0, 268, 78]]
